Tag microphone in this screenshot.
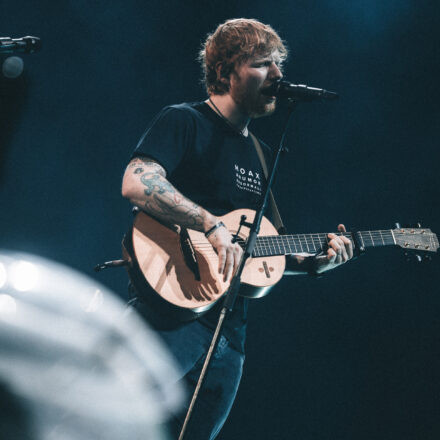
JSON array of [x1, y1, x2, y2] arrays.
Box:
[[262, 80, 338, 101], [0, 36, 41, 54]]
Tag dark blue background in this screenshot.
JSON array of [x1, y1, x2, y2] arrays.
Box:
[[1, 1, 439, 438]]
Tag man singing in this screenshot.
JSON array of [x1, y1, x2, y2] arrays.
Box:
[[122, 18, 353, 439]]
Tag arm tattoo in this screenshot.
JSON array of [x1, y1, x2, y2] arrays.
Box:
[[137, 168, 204, 228], [128, 157, 166, 177], [151, 196, 203, 228], [141, 173, 174, 196]]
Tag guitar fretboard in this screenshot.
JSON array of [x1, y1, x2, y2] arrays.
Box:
[[251, 230, 396, 257]]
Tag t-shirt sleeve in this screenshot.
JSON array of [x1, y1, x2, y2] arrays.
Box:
[[131, 106, 194, 175]]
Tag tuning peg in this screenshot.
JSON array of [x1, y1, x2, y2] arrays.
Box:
[[396, 222, 422, 229]]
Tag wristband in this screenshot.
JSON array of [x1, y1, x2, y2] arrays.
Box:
[[204, 221, 226, 238]]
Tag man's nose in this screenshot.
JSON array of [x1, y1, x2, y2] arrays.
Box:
[[269, 62, 283, 80]]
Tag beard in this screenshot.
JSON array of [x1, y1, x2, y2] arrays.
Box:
[[230, 79, 277, 118]]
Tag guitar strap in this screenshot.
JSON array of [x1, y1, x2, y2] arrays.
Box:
[[249, 132, 286, 234]]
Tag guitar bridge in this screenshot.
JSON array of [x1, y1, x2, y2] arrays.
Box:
[[180, 228, 201, 281]]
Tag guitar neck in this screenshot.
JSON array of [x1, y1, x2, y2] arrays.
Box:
[[253, 230, 396, 257]]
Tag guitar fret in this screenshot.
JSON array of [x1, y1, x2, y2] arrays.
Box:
[[254, 243, 260, 257], [306, 234, 316, 253], [300, 234, 307, 253], [270, 237, 276, 254], [285, 237, 290, 253], [276, 236, 283, 255], [390, 230, 397, 245], [291, 237, 299, 253], [274, 238, 279, 254], [286, 237, 294, 254], [359, 232, 365, 249], [268, 237, 275, 255], [313, 235, 323, 253], [368, 231, 374, 246], [304, 234, 311, 253]]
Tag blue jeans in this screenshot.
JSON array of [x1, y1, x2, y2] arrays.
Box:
[[131, 299, 245, 439]]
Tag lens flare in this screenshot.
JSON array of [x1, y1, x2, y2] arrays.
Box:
[[10, 260, 39, 292]]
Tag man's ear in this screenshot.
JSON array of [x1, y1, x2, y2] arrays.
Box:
[[215, 62, 230, 87]]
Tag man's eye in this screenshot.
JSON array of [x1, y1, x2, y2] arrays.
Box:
[[254, 61, 270, 68]]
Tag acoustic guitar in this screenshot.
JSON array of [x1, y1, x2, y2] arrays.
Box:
[[123, 209, 438, 320]]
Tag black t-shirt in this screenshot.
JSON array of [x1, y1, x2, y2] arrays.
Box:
[[131, 101, 272, 352]]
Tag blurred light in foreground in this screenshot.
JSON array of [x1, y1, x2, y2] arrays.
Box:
[[0, 294, 17, 316], [2, 56, 24, 78], [10, 260, 39, 291], [0, 250, 183, 440], [0, 263, 6, 288]]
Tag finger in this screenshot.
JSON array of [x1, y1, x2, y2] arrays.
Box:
[[337, 224, 350, 261], [329, 239, 342, 255], [327, 248, 337, 263], [333, 237, 348, 261], [340, 244, 349, 262], [223, 250, 234, 282], [232, 245, 242, 276], [217, 248, 227, 275], [341, 236, 354, 259], [327, 233, 339, 254]]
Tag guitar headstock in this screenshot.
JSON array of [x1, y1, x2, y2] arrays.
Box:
[[393, 225, 439, 254]]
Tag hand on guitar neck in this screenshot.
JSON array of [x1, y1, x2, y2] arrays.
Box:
[[286, 224, 354, 275], [314, 224, 354, 273]]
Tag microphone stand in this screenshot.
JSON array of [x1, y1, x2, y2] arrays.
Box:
[[178, 99, 297, 440]]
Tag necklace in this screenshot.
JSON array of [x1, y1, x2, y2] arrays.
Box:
[[208, 98, 248, 137]]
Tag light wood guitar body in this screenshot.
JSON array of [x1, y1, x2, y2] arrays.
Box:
[[124, 209, 285, 319]]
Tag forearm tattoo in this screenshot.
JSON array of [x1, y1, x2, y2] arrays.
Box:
[[129, 158, 204, 228]]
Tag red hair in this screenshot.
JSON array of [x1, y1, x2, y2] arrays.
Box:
[[199, 18, 288, 95]]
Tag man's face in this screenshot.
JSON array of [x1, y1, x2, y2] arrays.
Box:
[[228, 51, 283, 118]]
